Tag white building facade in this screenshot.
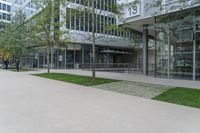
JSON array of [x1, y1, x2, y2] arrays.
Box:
[[0, 0, 11, 29]]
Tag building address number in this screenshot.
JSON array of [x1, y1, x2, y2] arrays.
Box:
[[128, 5, 138, 16]]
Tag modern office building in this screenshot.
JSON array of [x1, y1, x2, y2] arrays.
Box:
[[119, 0, 200, 80], [12, 0, 142, 70], [11, 0, 200, 81]]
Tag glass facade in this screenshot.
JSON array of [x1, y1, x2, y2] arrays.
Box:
[[155, 7, 200, 80], [70, 0, 116, 12], [66, 7, 118, 36], [65, 0, 136, 38]]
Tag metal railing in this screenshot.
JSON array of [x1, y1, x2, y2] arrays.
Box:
[[81, 63, 155, 75]]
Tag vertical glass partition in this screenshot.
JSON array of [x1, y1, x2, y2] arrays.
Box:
[[155, 8, 198, 80], [196, 31, 200, 80], [169, 19, 194, 80], [156, 29, 169, 78], [155, 15, 170, 78]]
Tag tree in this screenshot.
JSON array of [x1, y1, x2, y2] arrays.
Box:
[[0, 12, 28, 63], [29, 0, 70, 73], [30, 0, 135, 78], [67, 0, 124, 81]]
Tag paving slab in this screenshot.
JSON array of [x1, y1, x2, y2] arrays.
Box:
[[92, 81, 171, 99], [0, 69, 200, 133]]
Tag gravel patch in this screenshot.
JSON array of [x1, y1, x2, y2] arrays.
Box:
[[92, 81, 172, 99]]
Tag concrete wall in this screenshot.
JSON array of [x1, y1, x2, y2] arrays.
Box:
[[62, 30, 137, 48]]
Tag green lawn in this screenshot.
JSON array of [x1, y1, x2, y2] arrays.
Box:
[[33, 73, 118, 86], [153, 87, 200, 109]]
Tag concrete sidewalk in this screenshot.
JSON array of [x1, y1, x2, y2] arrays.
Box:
[[32, 69, 200, 89], [1, 70, 200, 133]]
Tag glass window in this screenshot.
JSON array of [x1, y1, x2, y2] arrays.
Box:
[[3, 13, 6, 20], [112, 0, 115, 12], [3, 4, 6, 11], [101, 15, 104, 34], [105, 0, 108, 11], [76, 0, 80, 4], [76, 10, 80, 30], [105, 16, 108, 34], [112, 18, 115, 35], [80, 0, 84, 5], [7, 14, 10, 20], [108, 0, 111, 11], [89, 13, 92, 32], [66, 8, 70, 29], [80, 11, 84, 31], [108, 17, 112, 35], [96, 14, 101, 33], [101, 0, 104, 10], [97, 0, 100, 9], [85, 11, 88, 32], [71, 9, 75, 30], [7, 5, 10, 12]]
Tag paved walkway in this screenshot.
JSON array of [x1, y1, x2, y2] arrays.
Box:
[[1, 69, 200, 133], [93, 81, 171, 99], [36, 69, 200, 89]]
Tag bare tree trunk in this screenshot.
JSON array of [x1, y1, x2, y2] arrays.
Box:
[[43, 49, 46, 69], [92, 34, 96, 81], [47, 45, 50, 73], [51, 47, 54, 69], [64, 45, 67, 69], [56, 45, 59, 69], [91, 3, 96, 81], [37, 53, 40, 68]]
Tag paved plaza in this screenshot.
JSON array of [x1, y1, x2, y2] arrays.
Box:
[[0, 69, 200, 133]]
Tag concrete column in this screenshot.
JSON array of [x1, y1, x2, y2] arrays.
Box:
[[74, 44, 76, 69], [193, 32, 196, 81], [143, 24, 148, 75], [50, 48, 54, 69], [167, 31, 170, 79], [193, 22, 196, 81], [82, 45, 85, 69], [64, 45, 67, 69], [154, 28, 157, 77], [43, 50, 46, 69]]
